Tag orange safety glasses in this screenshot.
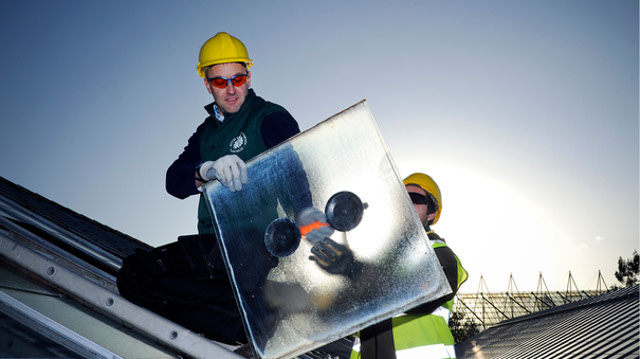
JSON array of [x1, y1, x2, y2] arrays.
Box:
[[207, 74, 249, 89]]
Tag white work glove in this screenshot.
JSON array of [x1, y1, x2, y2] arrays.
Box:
[[296, 208, 334, 244], [198, 154, 248, 192]]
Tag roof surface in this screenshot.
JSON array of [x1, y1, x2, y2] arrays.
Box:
[[455, 284, 640, 359], [0, 176, 150, 275]]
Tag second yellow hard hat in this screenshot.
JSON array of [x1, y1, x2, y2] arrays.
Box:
[[403, 173, 442, 225]]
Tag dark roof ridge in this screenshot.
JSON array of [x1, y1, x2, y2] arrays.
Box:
[[0, 176, 140, 243]]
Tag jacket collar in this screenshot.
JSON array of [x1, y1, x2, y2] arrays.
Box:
[[204, 88, 257, 118]]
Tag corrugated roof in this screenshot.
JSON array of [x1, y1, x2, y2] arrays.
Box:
[[455, 285, 640, 359]]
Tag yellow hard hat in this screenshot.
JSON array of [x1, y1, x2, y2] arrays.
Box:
[[197, 32, 253, 78], [403, 173, 442, 224]]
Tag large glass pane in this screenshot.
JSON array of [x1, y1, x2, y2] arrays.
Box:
[[203, 101, 452, 359]]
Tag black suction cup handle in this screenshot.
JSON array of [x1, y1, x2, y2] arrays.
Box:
[[325, 191, 364, 232], [264, 217, 301, 257]]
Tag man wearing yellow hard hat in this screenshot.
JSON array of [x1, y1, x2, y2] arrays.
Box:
[[117, 32, 300, 350], [350, 173, 468, 359], [168, 31, 301, 233]]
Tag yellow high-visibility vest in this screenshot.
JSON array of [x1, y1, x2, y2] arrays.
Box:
[[351, 239, 467, 359]]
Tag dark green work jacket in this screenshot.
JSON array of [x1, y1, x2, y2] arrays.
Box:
[[196, 89, 290, 234]]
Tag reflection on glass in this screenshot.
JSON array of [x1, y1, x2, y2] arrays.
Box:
[[204, 101, 452, 359]]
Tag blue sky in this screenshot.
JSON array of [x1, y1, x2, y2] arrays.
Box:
[[1, 0, 638, 292]]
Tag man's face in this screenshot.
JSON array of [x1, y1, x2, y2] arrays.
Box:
[[204, 62, 251, 114], [406, 184, 434, 226]]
